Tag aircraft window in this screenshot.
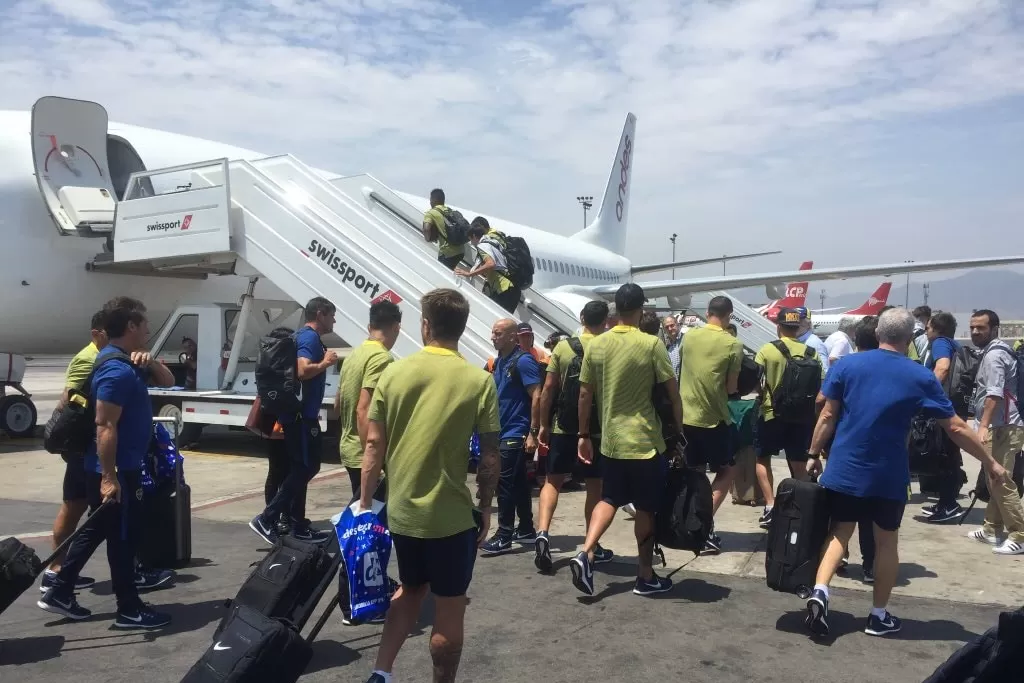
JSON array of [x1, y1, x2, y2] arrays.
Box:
[[559, 262, 565, 274], [107, 135, 151, 200]]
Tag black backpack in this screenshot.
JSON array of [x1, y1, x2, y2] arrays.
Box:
[[767, 340, 821, 424], [736, 354, 763, 398], [908, 415, 947, 476], [256, 328, 301, 416], [556, 338, 599, 435], [942, 344, 983, 419], [483, 232, 534, 290], [654, 459, 714, 556], [438, 207, 470, 246], [43, 352, 132, 454]]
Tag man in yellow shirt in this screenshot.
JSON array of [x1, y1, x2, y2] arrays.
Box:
[[679, 295, 744, 553], [358, 288, 500, 683], [455, 217, 521, 314], [536, 300, 612, 572], [421, 188, 467, 270], [571, 284, 682, 597], [753, 308, 825, 529], [41, 310, 107, 588]]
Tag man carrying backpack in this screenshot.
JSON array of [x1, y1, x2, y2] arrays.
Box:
[[753, 307, 825, 529], [535, 301, 613, 572], [422, 188, 469, 270], [456, 217, 521, 314], [250, 297, 338, 546], [480, 318, 541, 555]]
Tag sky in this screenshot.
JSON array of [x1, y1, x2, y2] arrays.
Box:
[[2, 0, 1023, 297]]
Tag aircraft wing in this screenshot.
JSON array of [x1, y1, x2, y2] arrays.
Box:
[[589, 255, 1024, 299], [630, 250, 781, 275]]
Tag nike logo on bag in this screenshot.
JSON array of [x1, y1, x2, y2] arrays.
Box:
[[213, 642, 231, 651], [269, 563, 282, 570]]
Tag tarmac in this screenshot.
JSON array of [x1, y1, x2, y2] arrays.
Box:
[[1, 360, 1021, 682]]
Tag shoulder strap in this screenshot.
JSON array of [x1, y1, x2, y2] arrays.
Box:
[[803, 346, 816, 359], [81, 351, 134, 395], [568, 337, 584, 357], [771, 340, 792, 360]]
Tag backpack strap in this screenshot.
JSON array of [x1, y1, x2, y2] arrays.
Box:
[[80, 351, 134, 397], [804, 347, 816, 359], [567, 337, 584, 358], [771, 340, 792, 360]]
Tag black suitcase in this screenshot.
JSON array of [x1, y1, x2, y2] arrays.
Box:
[[765, 478, 831, 599], [181, 597, 338, 683], [138, 457, 192, 569], [217, 536, 339, 636]]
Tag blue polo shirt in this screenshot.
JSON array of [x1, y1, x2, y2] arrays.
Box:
[[85, 345, 153, 473], [819, 349, 955, 501], [296, 325, 326, 421], [492, 350, 542, 440], [926, 336, 959, 371]]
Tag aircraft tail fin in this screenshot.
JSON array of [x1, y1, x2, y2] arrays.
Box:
[[776, 282, 810, 308], [846, 282, 892, 315], [799, 261, 813, 271], [571, 113, 636, 255]]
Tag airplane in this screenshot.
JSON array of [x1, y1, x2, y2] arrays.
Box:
[[2, 96, 1024, 357], [810, 282, 893, 337], [756, 260, 813, 319]]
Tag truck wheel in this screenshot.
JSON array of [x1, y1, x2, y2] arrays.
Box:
[[0, 395, 38, 438], [156, 402, 203, 447]]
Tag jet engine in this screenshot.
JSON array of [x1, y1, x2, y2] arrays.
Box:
[[764, 283, 787, 300], [667, 294, 692, 311]]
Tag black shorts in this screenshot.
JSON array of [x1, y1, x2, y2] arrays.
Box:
[[61, 453, 88, 502], [826, 489, 906, 532], [756, 417, 813, 462], [547, 433, 604, 479], [602, 454, 668, 513], [392, 527, 478, 598], [682, 422, 734, 472]]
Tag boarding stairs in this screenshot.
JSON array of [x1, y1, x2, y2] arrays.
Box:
[[682, 292, 780, 354]]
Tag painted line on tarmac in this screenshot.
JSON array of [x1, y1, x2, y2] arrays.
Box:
[[9, 467, 348, 541]]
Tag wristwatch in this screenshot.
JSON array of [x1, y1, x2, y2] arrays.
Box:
[[530, 427, 539, 435], [578, 434, 591, 440]]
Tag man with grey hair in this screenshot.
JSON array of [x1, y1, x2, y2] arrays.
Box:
[[825, 318, 858, 365], [803, 307, 1008, 638]]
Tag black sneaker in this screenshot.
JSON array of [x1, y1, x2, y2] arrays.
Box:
[[39, 570, 96, 593], [758, 507, 774, 530], [114, 604, 172, 629], [926, 504, 966, 524], [569, 551, 594, 596], [865, 611, 902, 637], [365, 674, 388, 683], [249, 514, 279, 545], [805, 588, 830, 636], [703, 533, 723, 554], [863, 567, 875, 585], [135, 568, 175, 591], [512, 528, 537, 544], [534, 533, 553, 572], [292, 526, 332, 544], [633, 573, 673, 596], [37, 591, 91, 620], [592, 545, 614, 564], [480, 534, 513, 555], [921, 504, 938, 517]]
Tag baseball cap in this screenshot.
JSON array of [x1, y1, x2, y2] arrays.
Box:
[[614, 283, 646, 313], [516, 322, 534, 336], [775, 307, 804, 327]]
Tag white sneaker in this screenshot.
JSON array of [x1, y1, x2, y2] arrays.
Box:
[[966, 528, 1002, 545], [993, 539, 1024, 556]]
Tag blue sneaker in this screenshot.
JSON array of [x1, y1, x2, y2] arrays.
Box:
[[569, 551, 594, 596], [249, 514, 279, 545], [512, 528, 537, 544], [480, 534, 513, 555], [114, 604, 171, 630], [37, 591, 92, 620], [805, 588, 830, 636], [633, 573, 673, 596], [292, 526, 331, 545], [135, 568, 175, 591], [865, 611, 902, 637], [592, 544, 614, 564], [39, 569, 96, 593]]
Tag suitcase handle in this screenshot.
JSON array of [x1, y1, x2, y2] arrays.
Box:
[[37, 499, 114, 573]]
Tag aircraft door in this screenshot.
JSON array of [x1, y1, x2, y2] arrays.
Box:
[[31, 96, 118, 236]]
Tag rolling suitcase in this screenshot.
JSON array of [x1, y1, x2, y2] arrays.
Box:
[[0, 501, 111, 616], [765, 478, 831, 599], [181, 596, 339, 683], [138, 456, 192, 569], [217, 535, 340, 637]]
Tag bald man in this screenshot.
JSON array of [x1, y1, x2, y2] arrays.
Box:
[[480, 318, 543, 555]]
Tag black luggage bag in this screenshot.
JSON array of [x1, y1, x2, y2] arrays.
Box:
[[217, 535, 340, 637], [137, 456, 192, 569], [765, 478, 831, 599]]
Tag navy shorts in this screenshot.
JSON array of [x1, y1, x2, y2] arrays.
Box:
[[547, 433, 604, 479], [392, 527, 478, 597], [682, 422, 734, 472], [61, 453, 88, 502], [756, 417, 813, 462], [826, 489, 906, 532], [602, 454, 668, 513]]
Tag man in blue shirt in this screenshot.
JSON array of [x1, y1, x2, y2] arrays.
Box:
[[38, 297, 177, 629], [250, 297, 338, 545], [795, 307, 830, 373], [481, 318, 541, 554], [803, 308, 1007, 638]]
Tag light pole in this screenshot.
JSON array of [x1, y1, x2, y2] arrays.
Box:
[[669, 233, 678, 278], [923, 283, 930, 306], [820, 289, 826, 311], [722, 254, 727, 275], [904, 260, 913, 308], [576, 195, 593, 229]]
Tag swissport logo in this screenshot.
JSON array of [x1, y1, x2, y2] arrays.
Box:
[[146, 214, 193, 232], [306, 239, 383, 300], [615, 135, 632, 221]]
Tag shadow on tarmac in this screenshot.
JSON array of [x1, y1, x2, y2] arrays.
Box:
[[775, 609, 982, 645]]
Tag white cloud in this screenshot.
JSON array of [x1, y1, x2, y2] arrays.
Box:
[[2, 0, 1023, 292]]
